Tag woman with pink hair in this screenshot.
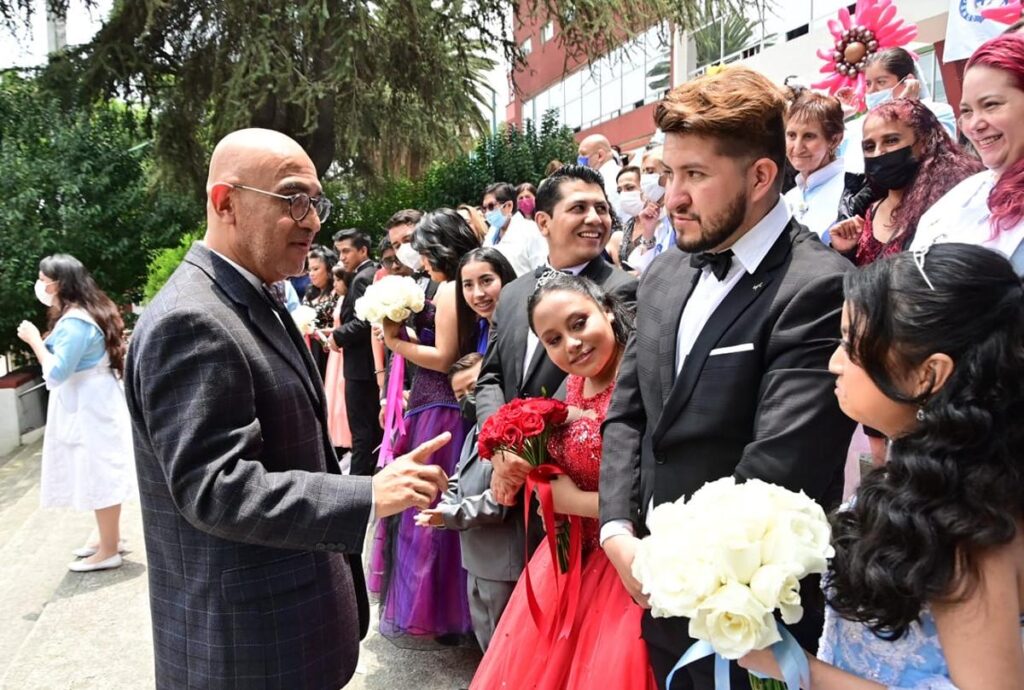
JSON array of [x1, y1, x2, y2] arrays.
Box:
[[912, 34, 1024, 270], [830, 99, 982, 266]]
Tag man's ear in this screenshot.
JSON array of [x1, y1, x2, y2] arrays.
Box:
[[209, 183, 234, 217], [748, 158, 780, 204], [535, 211, 552, 237]]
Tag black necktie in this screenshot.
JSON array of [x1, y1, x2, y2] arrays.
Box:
[[689, 250, 734, 281]]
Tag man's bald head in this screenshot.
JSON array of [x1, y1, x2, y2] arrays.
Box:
[[577, 133, 615, 171], [207, 129, 313, 193], [204, 128, 322, 284]]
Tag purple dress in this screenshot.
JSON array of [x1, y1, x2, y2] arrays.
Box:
[[378, 300, 472, 643]]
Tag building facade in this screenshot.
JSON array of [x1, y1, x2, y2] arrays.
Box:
[[507, 1, 973, 160]]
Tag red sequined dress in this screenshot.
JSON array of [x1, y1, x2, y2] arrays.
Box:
[[470, 376, 657, 690]]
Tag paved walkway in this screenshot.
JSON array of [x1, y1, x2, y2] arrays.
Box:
[[0, 438, 479, 689]]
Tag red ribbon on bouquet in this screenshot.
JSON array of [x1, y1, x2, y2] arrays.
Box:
[[378, 354, 407, 466], [523, 463, 583, 643]]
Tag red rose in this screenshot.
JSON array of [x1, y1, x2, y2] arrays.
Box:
[[499, 426, 525, 452], [521, 397, 568, 425], [518, 412, 545, 437]]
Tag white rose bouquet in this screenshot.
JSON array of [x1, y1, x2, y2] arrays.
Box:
[[632, 477, 832, 690], [291, 305, 318, 336], [354, 275, 425, 325]]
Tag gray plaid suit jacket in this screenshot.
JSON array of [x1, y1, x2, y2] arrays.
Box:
[[125, 243, 373, 690]]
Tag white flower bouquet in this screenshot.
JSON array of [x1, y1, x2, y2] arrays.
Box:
[[632, 477, 833, 690], [354, 275, 425, 325], [291, 305, 318, 336]]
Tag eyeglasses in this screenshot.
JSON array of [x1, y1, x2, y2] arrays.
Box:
[[381, 257, 402, 269], [230, 184, 332, 223], [911, 235, 944, 291]]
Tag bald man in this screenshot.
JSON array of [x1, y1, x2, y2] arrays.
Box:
[[577, 133, 625, 222], [125, 129, 450, 690]]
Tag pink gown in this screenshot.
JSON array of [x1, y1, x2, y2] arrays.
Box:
[[323, 300, 351, 449], [470, 375, 657, 690]]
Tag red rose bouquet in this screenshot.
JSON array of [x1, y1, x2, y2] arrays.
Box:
[[478, 397, 577, 578], [477, 396, 568, 465]]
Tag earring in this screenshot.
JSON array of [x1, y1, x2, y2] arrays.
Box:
[[916, 408, 925, 422]]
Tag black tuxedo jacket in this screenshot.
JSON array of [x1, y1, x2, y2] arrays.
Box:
[[476, 257, 637, 424], [600, 219, 856, 671], [332, 260, 377, 381]]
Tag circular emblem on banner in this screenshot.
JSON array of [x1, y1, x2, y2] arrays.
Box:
[[961, 0, 1007, 23]]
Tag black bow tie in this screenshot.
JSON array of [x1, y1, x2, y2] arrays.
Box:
[[690, 250, 734, 281]]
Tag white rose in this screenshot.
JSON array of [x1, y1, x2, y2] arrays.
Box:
[[749, 564, 804, 625], [705, 521, 762, 584], [291, 305, 318, 335], [635, 545, 719, 619], [761, 511, 833, 578], [688, 582, 781, 660], [385, 305, 410, 323]]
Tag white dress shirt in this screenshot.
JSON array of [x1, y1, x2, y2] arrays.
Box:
[[784, 157, 846, 242], [912, 170, 1024, 261], [491, 212, 548, 278], [521, 260, 590, 385], [600, 198, 791, 545]]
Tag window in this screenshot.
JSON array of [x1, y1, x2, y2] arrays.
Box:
[[541, 22, 554, 42], [516, 21, 672, 130], [916, 49, 948, 104], [521, 37, 532, 56]]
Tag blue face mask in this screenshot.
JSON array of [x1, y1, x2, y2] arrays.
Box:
[[485, 207, 508, 231], [576, 155, 590, 167], [865, 87, 893, 111]]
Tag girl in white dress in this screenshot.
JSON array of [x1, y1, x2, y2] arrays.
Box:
[[17, 254, 135, 572]]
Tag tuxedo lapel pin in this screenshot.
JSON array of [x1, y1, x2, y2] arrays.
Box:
[[752, 282, 764, 291]]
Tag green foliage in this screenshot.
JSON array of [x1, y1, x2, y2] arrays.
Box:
[[142, 226, 205, 303], [5, 0, 763, 196], [0, 71, 201, 355], [324, 109, 577, 243]]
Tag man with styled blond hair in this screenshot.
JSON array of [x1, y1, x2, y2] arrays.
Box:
[[598, 68, 856, 690]]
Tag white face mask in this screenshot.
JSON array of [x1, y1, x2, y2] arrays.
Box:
[[34, 280, 55, 307], [640, 173, 665, 204], [396, 242, 423, 271], [619, 190, 645, 217]]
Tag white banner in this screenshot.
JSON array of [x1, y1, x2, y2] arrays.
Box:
[[944, 0, 1013, 62]]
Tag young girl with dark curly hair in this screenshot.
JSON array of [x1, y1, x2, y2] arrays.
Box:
[[741, 243, 1024, 689]]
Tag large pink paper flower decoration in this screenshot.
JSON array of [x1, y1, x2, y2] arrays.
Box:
[[981, 2, 1022, 25], [812, 0, 918, 112]]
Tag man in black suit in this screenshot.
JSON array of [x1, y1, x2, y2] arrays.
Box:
[[477, 164, 637, 504], [330, 228, 381, 477], [599, 68, 856, 690], [125, 129, 451, 690]]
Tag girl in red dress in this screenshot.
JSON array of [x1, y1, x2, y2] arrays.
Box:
[[470, 273, 656, 690]]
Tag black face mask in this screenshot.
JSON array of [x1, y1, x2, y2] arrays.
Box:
[[458, 393, 477, 422], [864, 145, 920, 191]]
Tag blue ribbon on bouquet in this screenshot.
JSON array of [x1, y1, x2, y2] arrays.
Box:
[[666, 623, 809, 690]]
